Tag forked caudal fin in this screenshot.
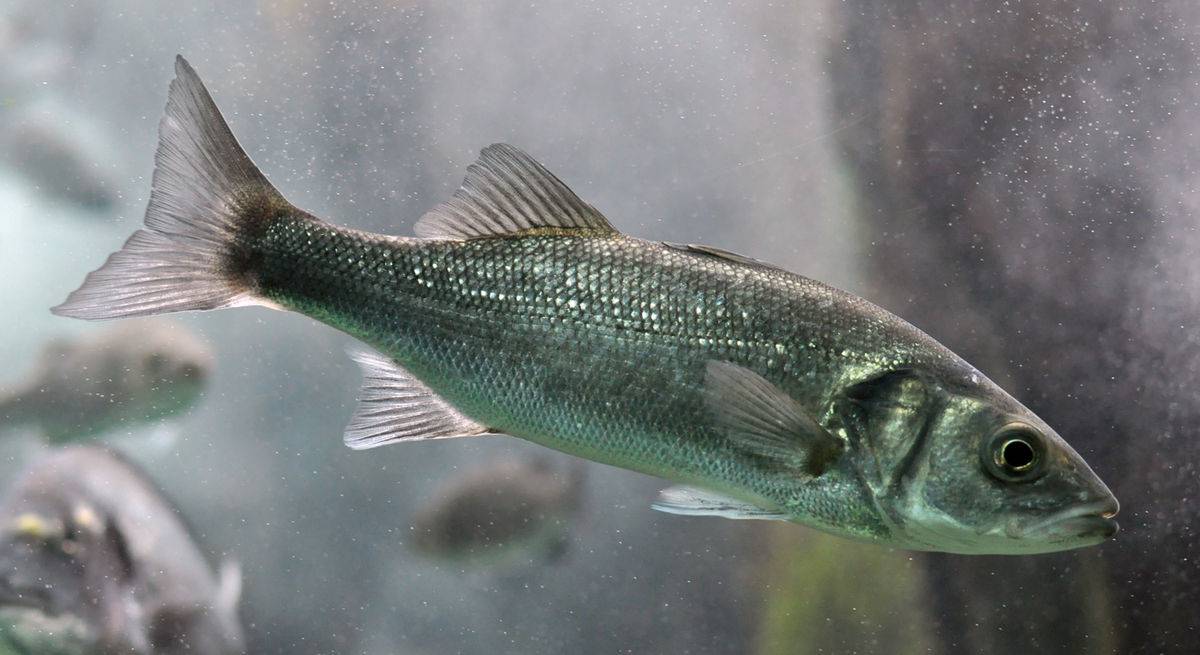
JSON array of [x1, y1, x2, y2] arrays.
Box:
[[52, 56, 291, 320]]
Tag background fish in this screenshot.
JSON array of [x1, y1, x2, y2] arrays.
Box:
[[0, 445, 243, 655], [53, 56, 1118, 556], [410, 457, 585, 566], [0, 105, 120, 213], [0, 320, 211, 442]]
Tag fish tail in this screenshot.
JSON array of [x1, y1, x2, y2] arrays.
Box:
[[214, 559, 246, 651], [53, 55, 294, 320]]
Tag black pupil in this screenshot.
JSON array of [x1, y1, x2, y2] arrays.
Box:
[[1002, 439, 1035, 469]]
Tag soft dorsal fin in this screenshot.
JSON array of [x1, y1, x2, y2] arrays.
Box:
[[344, 348, 492, 450], [703, 360, 845, 477], [414, 143, 618, 240], [663, 242, 785, 272]]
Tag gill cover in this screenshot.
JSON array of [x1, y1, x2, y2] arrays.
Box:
[[835, 369, 937, 498]]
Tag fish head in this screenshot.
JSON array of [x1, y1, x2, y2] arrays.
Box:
[[0, 496, 137, 615], [839, 368, 1118, 554], [0, 506, 85, 614]]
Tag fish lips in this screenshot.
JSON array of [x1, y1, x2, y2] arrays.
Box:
[[1018, 499, 1120, 544]]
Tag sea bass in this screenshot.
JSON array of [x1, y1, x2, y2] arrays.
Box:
[[54, 56, 1118, 555]]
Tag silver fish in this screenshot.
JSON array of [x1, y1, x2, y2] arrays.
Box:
[[53, 56, 1118, 555]]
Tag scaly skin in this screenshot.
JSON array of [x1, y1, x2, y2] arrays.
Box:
[[245, 213, 986, 543]]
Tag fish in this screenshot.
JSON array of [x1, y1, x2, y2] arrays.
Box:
[[53, 55, 1119, 555], [0, 320, 211, 443], [409, 456, 584, 565], [0, 445, 244, 655], [0, 106, 120, 212]]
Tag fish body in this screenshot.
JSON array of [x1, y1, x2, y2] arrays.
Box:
[[54, 56, 1119, 555], [411, 459, 584, 565], [255, 216, 950, 542], [0, 320, 211, 442], [0, 446, 243, 655]]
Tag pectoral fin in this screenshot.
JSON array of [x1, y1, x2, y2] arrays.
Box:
[[703, 360, 844, 477], [651, 486, 787, 520], [345, 348, 493, 450]]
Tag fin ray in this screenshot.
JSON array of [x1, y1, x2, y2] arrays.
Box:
[[651, 486, 787, 520], [663, 242, 785, 272], [214, 558, 243, 648], [414, 143, 617, 240], [345, 348, 490, 450], [704, 360, 844, 477], [53, 55, 283, 320]]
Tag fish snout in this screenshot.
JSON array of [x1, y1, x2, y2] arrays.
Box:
[[1042, 438, 1120, 542], [1075, 460, 1119, 536]]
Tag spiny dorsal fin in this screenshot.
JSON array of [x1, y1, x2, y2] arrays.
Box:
[[345, 348, 491, 450], [663, 242, 786, 272], [414, 143, 618, 240], [651, 485, 787, 520], [703, 360, 844, 477]]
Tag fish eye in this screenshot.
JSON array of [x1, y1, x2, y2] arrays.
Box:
[[982, 423, 1046, 482]]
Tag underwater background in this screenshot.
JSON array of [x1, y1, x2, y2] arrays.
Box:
[[0, 1, 1195, 653]]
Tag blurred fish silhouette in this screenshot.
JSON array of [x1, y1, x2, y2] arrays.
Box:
[[0, 106, 120, 212], [411, 458, 585, 566], [0, 445, 243, 654], [0, 320, 211, 443], [55, 56, 1118, 555]]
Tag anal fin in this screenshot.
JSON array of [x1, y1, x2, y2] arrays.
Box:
[[651, 486, 787, 520], [345, 348, 491, 450]]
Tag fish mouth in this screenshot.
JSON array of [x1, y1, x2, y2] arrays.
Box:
[[1021, 499, 1120, 541]]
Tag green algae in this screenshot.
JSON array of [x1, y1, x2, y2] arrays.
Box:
[[756, 527, 934, 655]]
